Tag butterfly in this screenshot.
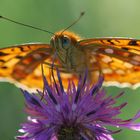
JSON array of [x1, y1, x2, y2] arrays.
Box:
[[0, 29, 140, 90], [1, 13, 140, 90]]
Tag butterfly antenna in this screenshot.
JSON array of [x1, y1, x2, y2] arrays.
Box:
[[0, 15, 55, 35], [61, 11, 85, 34]]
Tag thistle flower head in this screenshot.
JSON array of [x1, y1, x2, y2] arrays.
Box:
[[16, 70, 140, 140]]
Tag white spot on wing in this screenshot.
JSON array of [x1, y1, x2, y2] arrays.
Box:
[[102, 56, 112, 63], [102, 68, 113, 74], [124, 62, 133, 68], [116, 69, 125, 74], [133, 55, 140, 61], [33, 54, 42, 60], [105, 48, 114, 54], [103, 81, 140, 89], [130, 60, 140, 65]]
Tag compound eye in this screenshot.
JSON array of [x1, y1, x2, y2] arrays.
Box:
[[62, 35, 70, 48]]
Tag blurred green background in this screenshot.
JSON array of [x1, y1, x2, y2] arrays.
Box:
[[0, 0, 140, 139]]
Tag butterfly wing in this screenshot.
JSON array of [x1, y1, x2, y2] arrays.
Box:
[[78, 38, 140, 88], [0, 43, 54, 89], [0, 43, 78, 90]]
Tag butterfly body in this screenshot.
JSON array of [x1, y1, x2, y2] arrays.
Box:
[[51, 31, 88, 73], [1, 30, 140, 89]]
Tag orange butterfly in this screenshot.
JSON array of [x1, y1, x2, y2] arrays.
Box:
[[0, 14, 140, 89]]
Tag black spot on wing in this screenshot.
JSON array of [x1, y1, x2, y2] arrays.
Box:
[[27, 45, 31, 49], [0, 59, 5, 63], [0, 52, 9, 56], [128, 40, 138, 46], [122, 47, 129, 51], [114, 40, 121, 43], [1, 66, 8, 69], [16, 56, 23, 59], [107, 40, 115, 45], [18, 46, 25, 52], [18, 46, 29, 52]]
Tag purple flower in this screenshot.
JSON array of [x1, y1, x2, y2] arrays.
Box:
[[16, 70, 140, 140]]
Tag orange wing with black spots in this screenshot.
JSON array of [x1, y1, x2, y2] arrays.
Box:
[[0, 43, 54, 89], [0, 43, 78, 90], [1, 34, 140, 90], [78, 38, 140, 88]]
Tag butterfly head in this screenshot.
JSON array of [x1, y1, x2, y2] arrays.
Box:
[[50, 31, 81, 51]]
